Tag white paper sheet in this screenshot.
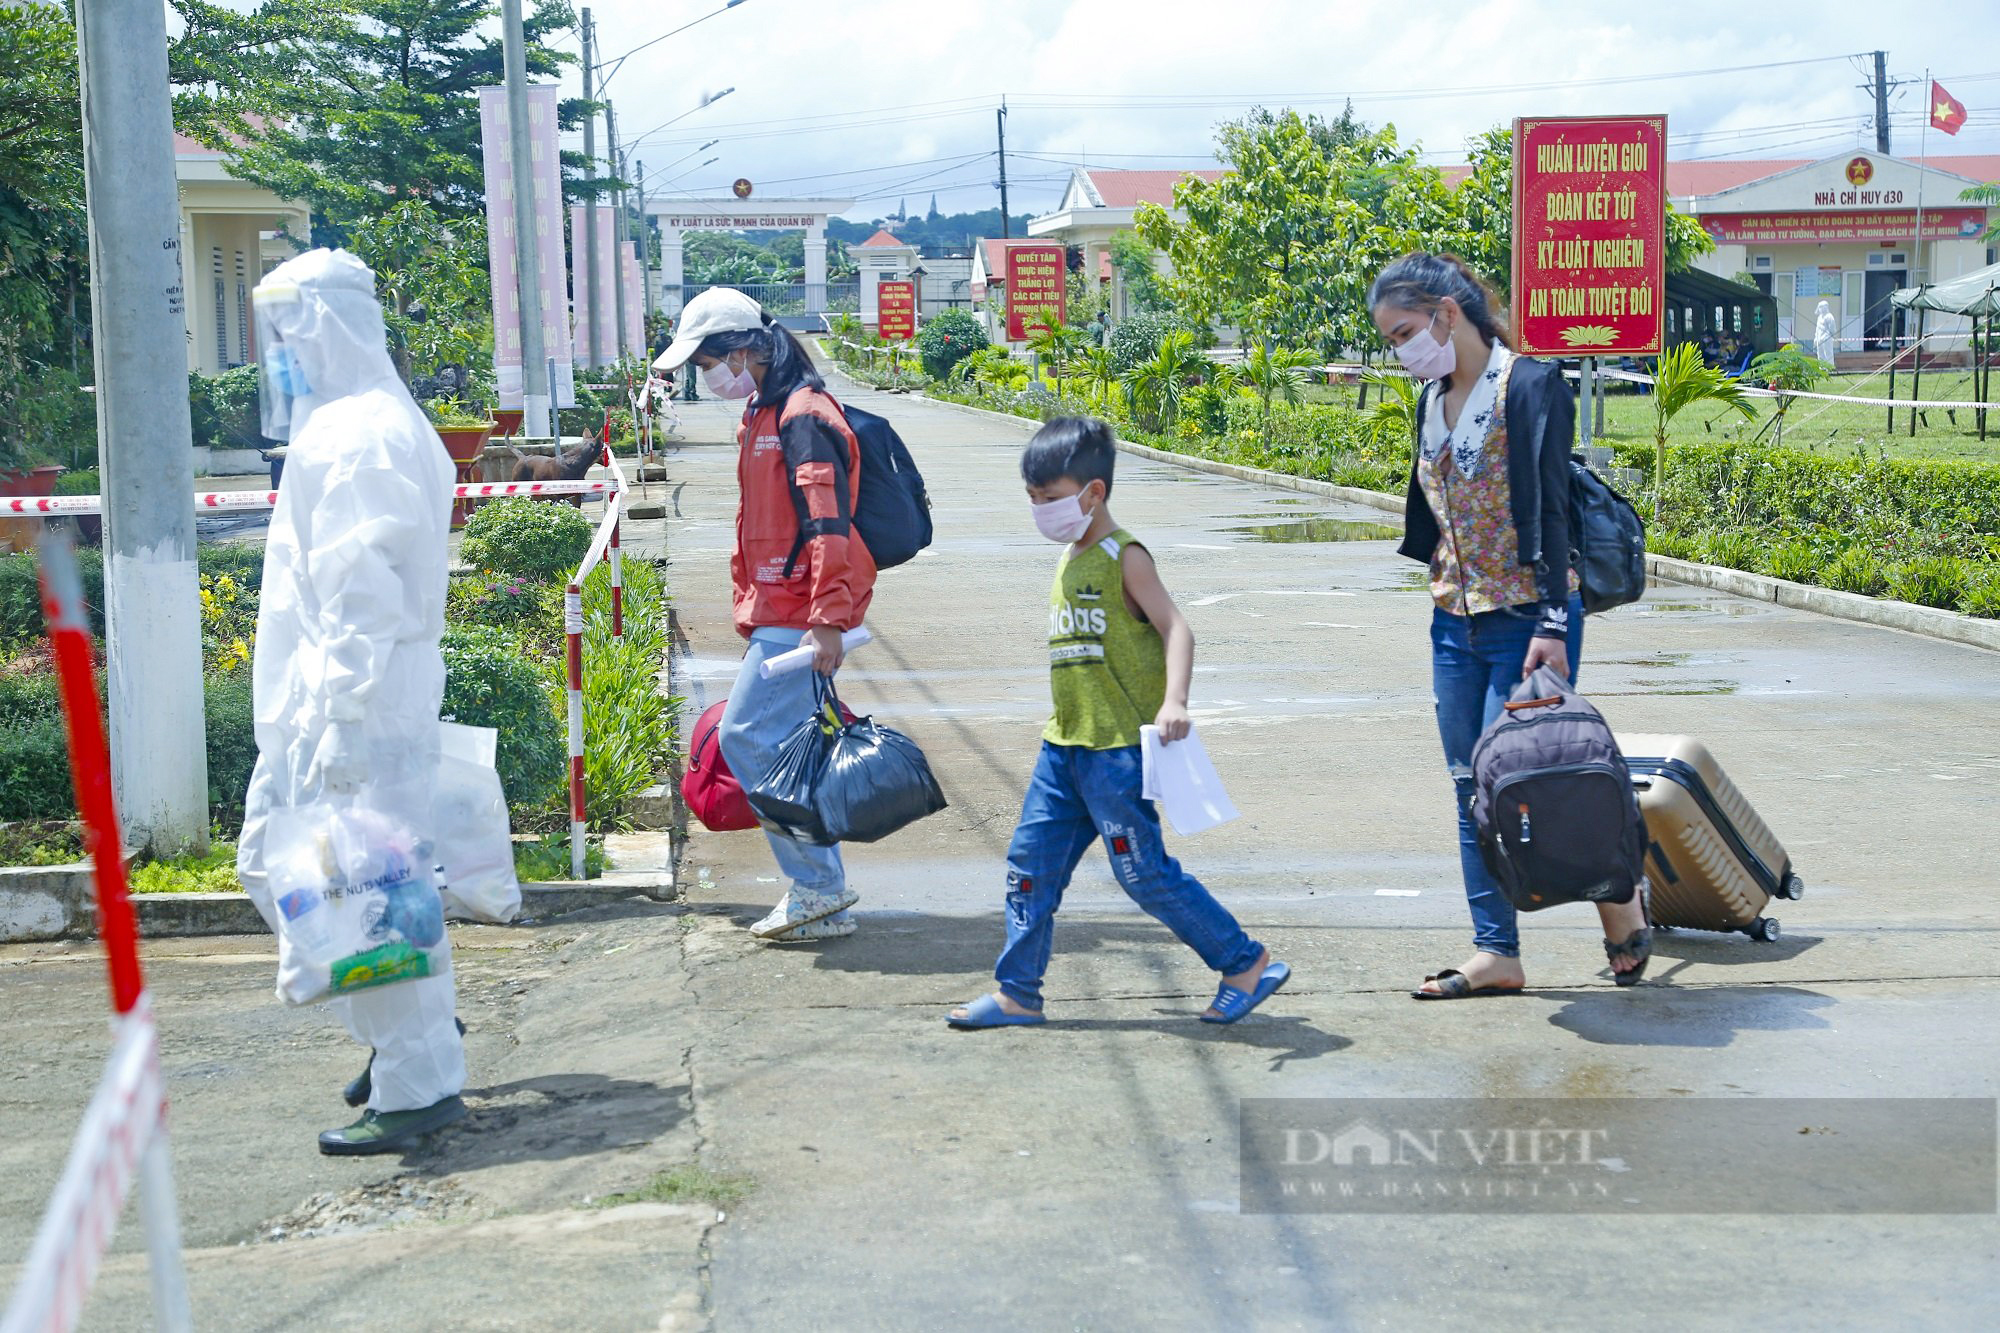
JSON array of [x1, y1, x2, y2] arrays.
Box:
[[1140, 723, 1240, 836]]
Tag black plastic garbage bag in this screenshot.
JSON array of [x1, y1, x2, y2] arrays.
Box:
[[745, 689, 844, 845], [815, 688, 948, 844]]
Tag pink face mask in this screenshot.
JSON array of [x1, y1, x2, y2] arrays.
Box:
[[1392, 312, 1457, 381]]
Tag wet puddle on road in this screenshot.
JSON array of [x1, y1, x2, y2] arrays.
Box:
[[1227, 518, 1403, 543]]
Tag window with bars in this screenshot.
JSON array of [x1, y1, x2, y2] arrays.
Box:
[[212, 246, 227, 369]]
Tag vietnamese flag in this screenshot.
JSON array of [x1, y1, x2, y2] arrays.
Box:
[[1931, 80, 1967, 137]]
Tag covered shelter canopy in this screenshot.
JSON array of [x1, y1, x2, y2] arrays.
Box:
[[1662, 267, 1780, 357], [1893, 259, 2000, 316]]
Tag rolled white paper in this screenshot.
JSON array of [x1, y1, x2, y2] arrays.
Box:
[[757, 626, 874, 679]]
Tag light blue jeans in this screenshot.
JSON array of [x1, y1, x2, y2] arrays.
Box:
[[718, 629, 846, 896], [994, 741, 1264, 1011], [1431, 596, 1586, 957]]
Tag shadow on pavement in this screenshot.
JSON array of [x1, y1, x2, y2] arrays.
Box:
[[406, 1072, 687, 1170], [1646, 930, 1822, 967], [1540, 984, 1836, 1048], [1051, 1013, 1351, 1071], [715, 905, 1230, 976]]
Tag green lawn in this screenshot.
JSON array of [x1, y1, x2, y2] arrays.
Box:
[[1308, 370, 2000, 464]]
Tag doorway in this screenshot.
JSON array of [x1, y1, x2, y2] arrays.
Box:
[[1864, 270, 1904, 351]]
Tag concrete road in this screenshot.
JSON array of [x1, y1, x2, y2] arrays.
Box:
[[4, 380, 1997, 1331], [664, 381, 2000, 1330]]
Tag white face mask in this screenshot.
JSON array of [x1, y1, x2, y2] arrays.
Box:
[[1391, 312, 1457, 382], [703, 354, 756, 400], [1032, 491, 1094, 543]]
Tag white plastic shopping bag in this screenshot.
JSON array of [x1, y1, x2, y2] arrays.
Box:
[[265, 801, 451, 1005], [433, 721, 522, 923], [1140, 723, 1241, 837]]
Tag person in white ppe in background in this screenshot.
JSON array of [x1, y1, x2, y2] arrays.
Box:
[[237, 248, 469, 1156], [1814, 299, 1838, 368]]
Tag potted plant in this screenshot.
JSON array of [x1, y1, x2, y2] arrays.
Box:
[[426, 396, 497, 529]]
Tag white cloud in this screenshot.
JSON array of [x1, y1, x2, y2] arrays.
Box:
[[567, 0, 2000, 222]]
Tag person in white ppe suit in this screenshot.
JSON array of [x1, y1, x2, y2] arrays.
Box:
[[237, 248, 469, 1155], [1814, 299, 1838, 367]]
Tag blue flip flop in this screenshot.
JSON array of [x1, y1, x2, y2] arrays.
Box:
[[1200, 961, 1292, 1025], [946, 993, 1046, 1030]]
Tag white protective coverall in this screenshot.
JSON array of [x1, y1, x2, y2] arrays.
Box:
[[1814, 300, 1838, 366], [236, 248, 466, 1114]]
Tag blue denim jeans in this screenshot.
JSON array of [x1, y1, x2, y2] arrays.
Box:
[[994, 741, 1263, 1011], [718, 629, 845, 896], [1431, 597, 1585, 957]]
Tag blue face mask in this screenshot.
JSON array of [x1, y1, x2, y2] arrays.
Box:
[[269, 345, 312, 398]]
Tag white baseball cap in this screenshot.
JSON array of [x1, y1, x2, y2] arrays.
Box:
[[652, 288, 768, 373]]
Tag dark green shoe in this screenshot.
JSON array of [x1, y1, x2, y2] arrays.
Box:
[[318, 1096, 468, 1156], [342, 1018, 465, 1109]]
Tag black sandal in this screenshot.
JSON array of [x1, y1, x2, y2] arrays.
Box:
[[1604, 929, 1653, 987], [1411, 968, 1526, 1001]]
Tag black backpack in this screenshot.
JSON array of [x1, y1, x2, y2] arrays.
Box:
[[783, 398, 933, 576], [1470, 666, 1644, 912], [1569, 456, 1647, 613]]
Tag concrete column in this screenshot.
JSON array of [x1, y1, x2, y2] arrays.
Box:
[[659, 225, 685, 317], [804, 222, 827, 313]]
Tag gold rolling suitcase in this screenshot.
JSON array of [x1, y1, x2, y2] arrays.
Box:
[[1617, 734, 1804, 943]]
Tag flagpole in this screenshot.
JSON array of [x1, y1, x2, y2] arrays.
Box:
[[1911, 69, 1930, 364]]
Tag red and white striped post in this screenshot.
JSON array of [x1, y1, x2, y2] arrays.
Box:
[[564, 581, 587, 881], [3, 530, 191, 1333], [609, 519, 624, 640]]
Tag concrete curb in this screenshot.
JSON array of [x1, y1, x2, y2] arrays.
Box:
[[829, 372, 2000, 654], [0, 836, 676, 943], [1646, 554, 2000, 652]]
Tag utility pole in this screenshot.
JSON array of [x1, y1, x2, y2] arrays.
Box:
[[607, 101, 629, 360], [637, 157, 653, 323], [997, 100, 1010, 238], [1873, 50, 1892, 154], [74, 0, 210, 855], [580, 7, 604, 369], [502, 0, 549, 436]]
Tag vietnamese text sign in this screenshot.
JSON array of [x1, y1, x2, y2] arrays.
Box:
[[877, 280, 916, 341], [1699, 207, 1986, 245], [1005, 244, 1067, 341], [478, 84, 576, 408], [1512, 116, 1666, 357], [661, 214, 819, 230]]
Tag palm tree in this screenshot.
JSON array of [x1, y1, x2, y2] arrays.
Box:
[[1120, 331, 1209, 434], [1361, 368, 1421, 449], [1651, 341, 1755, 520], [1023, 310, 1082, 397], [1240, 340, 1318, 446], [1079, 346, 1120, 407]]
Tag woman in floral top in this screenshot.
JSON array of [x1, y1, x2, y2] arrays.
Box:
[[1369, 254, 1650, 998]]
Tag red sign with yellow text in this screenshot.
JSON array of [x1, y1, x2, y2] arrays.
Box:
[[877, 280, 917, 341], [1005, 244, 1067, 341], [1511, 116, 1666, 357]]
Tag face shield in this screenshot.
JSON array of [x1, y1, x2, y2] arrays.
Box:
[[252, 248, 393, 442]]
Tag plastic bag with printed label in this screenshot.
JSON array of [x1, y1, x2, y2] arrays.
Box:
[[433, 722, 522, 923], [265, 801, 450, 1005]]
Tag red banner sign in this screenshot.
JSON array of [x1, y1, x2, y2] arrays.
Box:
[[1698, 207, 1987, 245], [1005, 244, 1067, 341], [1511, 115, 1666, 357], [877, 280, 916, 341]]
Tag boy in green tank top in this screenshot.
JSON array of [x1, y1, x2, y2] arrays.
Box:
[[947, 419, 1291, 1029]]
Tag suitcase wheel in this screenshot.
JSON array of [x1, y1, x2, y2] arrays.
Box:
[[1780, 872, 1805, 901], [1748, 917, 1781, 943]]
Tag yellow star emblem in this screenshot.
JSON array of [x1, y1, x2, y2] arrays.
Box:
[[1936, 99, 1959, 122]]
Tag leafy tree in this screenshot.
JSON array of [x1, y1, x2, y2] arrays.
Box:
[[345, 199, 492, 388], [1650, 342, 1754, 519], [1109, 230, 1171, 316], [194, 0, 582, 237], [914, 308, 986, 380], [1743, 344, 1829, 448], [0, 5, 89, 467], [1962, 182, 2000, 242]]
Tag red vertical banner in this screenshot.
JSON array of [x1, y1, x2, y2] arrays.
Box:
[[1511, 116, 1666, 357], [1005, 243, 1067, 341], [877, 280, 917, 341]]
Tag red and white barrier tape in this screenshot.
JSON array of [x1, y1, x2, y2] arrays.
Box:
[[2, 478, 618, 517], [1566, 364, 1995, 410], [1, 999, 173, 1333], [564, 583, 587, 881]]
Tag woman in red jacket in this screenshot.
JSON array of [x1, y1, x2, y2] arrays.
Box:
[[654, 290, 876, 941]]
